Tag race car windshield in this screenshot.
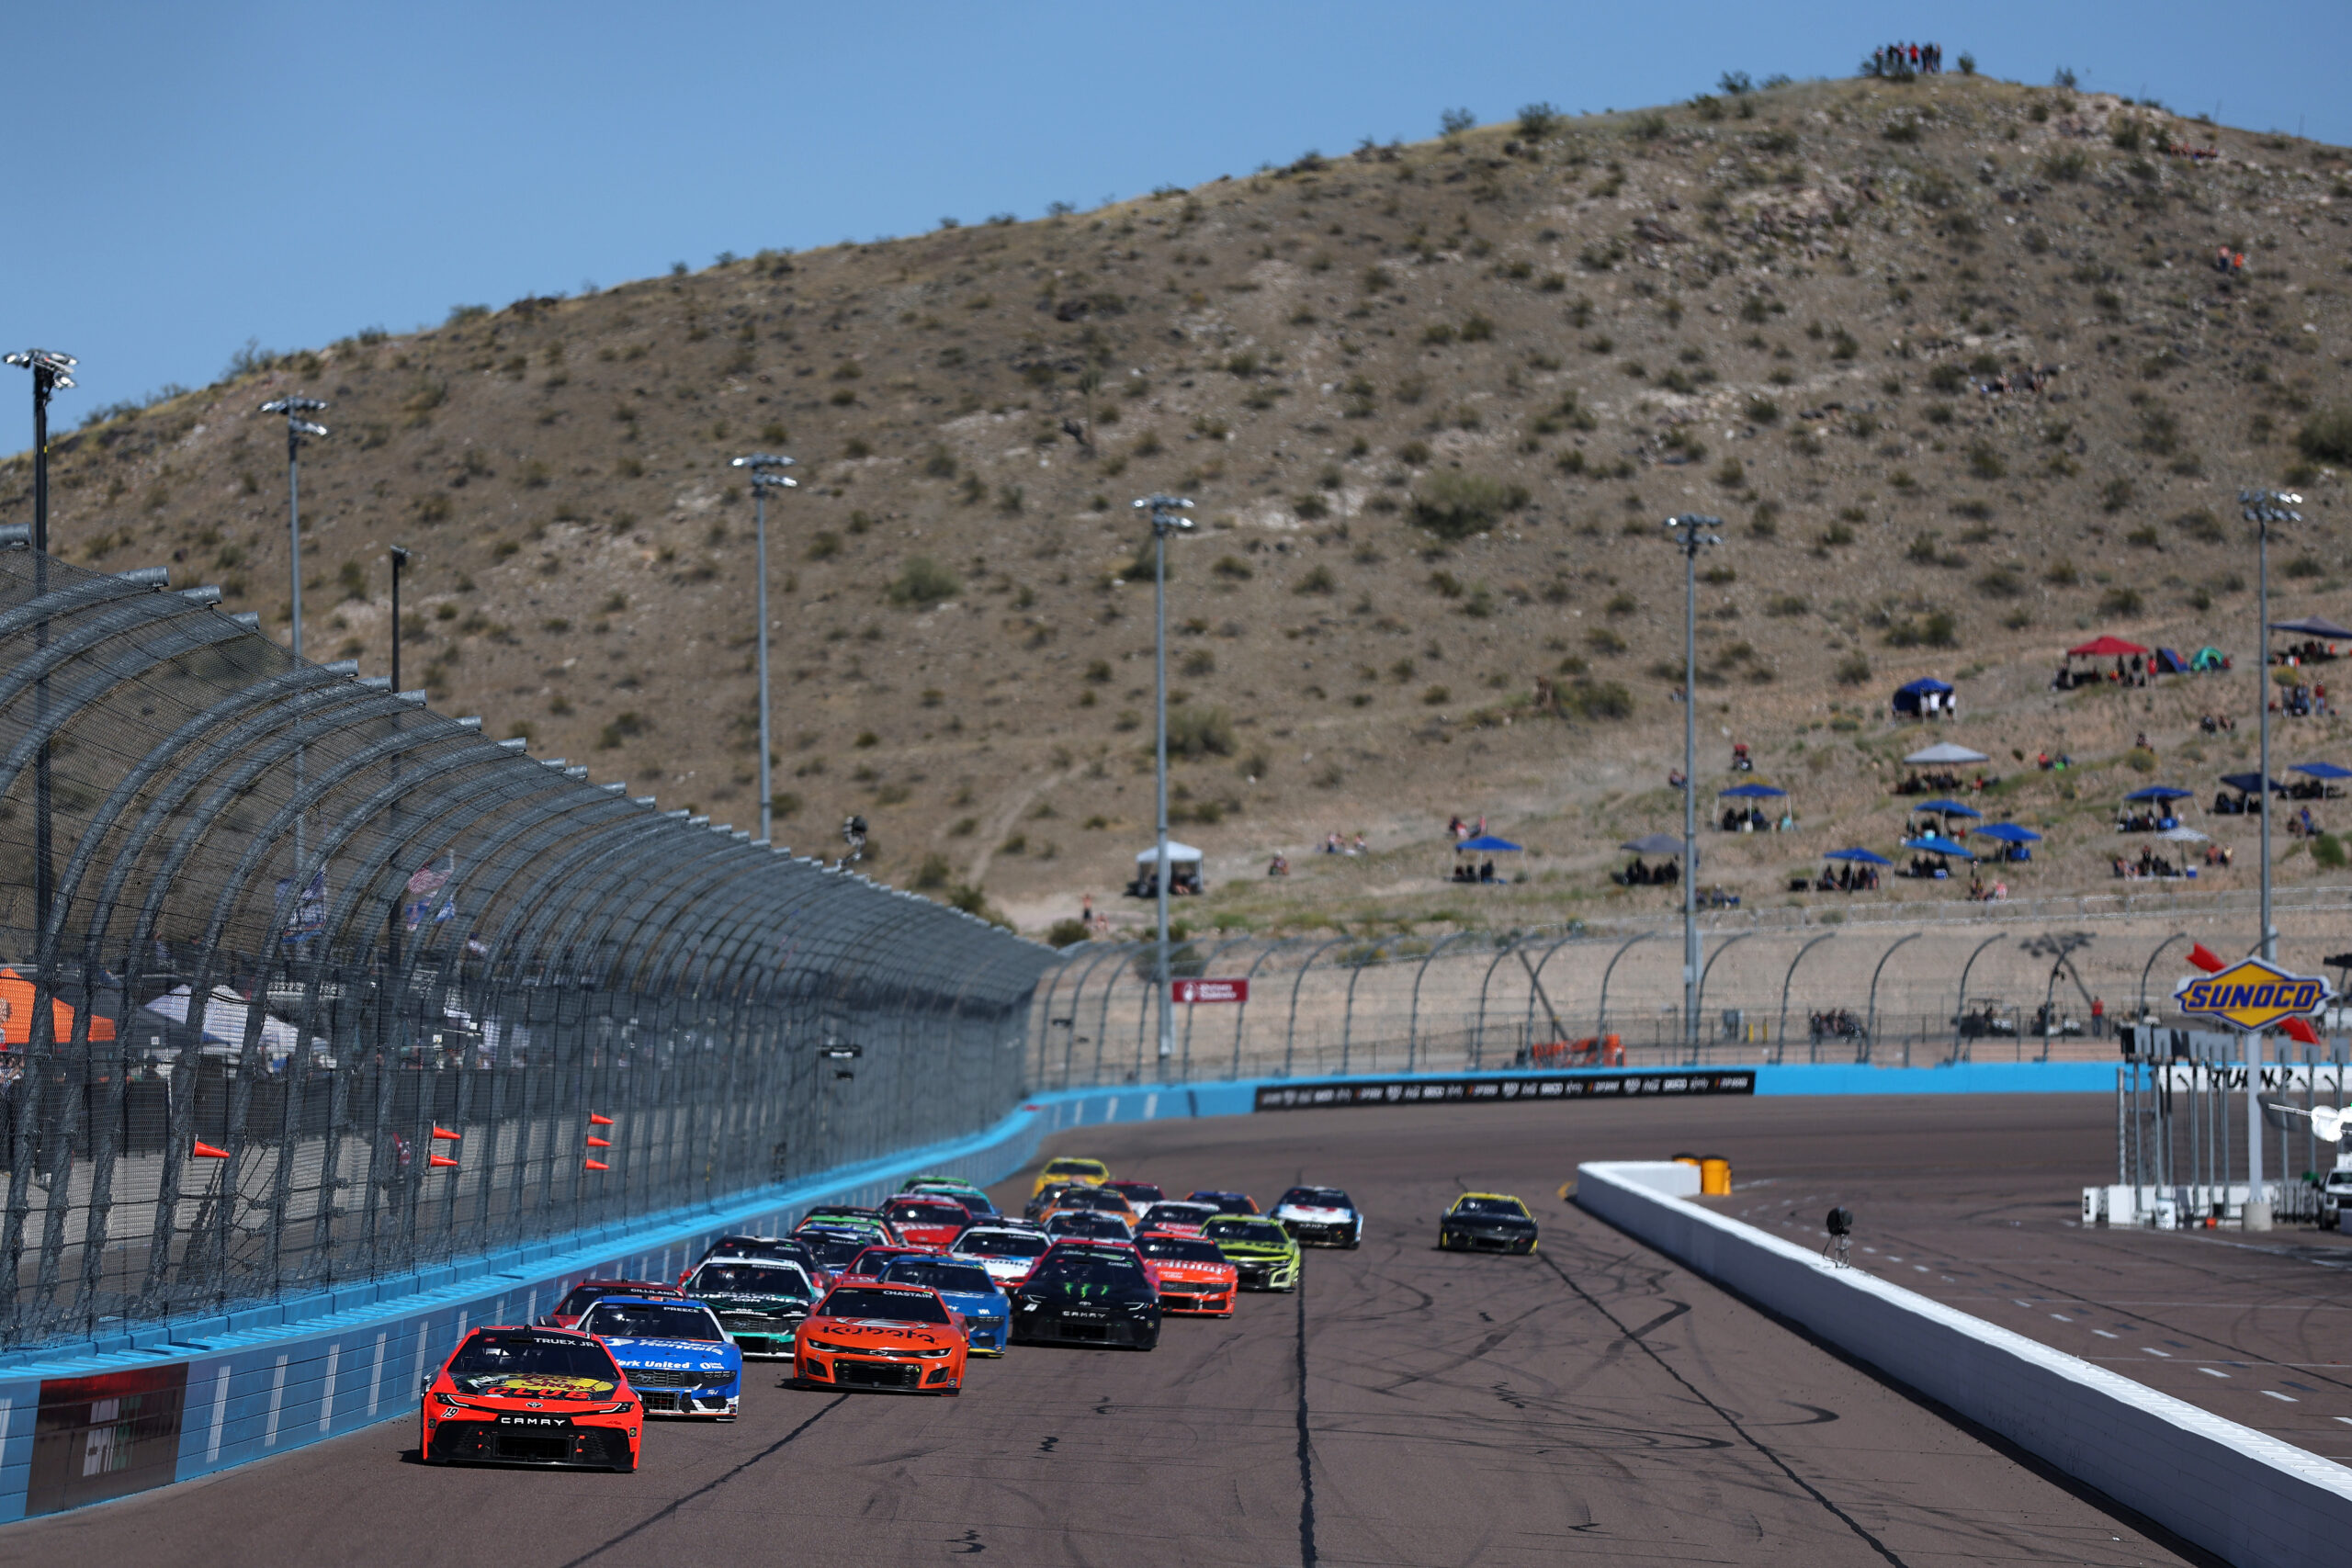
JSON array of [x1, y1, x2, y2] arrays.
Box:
[[1029, 1258, 1145, 1288], [1454, 1198, 1529, 1218], [1204, 1218, 1285, 1243], [1145, 1203, 1216, 1225], [883, 1201, 969, 1225], [1069, 1190, 1131, 1212], [1280, 1188, 1352, 1209], [710, 1239, 808, 1264], [1194, 1194, 1258, 1214], [581, 1303, 724, 1342], [1046, 1159, 1106, 1177], [692, 1264, 810, 1298], [957, 1232, 1049, 1258], [1047, 1214, 1129, 1236], [818, 1288, 952, 1324], [1107, 1182, 1165, 1204], [881, 1260, 997, 1294], [797, 1235, 870, 1268], [447, 1331, 619, 1385], [1136, 1236, 1228, 1264]]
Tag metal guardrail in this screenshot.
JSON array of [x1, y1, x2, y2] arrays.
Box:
[[0, 547, 1049, 1349]]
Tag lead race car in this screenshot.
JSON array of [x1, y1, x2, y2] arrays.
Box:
[[421, 1325, 640, 1472], [1273, 1186, 1364, 1248], [575, 1296, 744, 1418]]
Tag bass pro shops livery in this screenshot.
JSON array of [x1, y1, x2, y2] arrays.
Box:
[[421, 1326, 641, 1471]]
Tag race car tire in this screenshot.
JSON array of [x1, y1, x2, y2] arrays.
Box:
[[941, 1385, 962, 1398], [1345, 1234, 1362, 1249]]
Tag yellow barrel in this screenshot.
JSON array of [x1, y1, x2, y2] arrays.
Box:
[[1671, 1151, 1702, 1167], [1699, 1156, 1732, 1196]]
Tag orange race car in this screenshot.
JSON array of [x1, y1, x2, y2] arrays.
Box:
[[1135, 1232, 1238, 1315], [421, 1325, 641, 1472], [793, 1280, 968, 1395]]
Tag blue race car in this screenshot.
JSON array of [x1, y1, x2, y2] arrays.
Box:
[[576, 1296, 743, 1419], [878, 1256, 1012, 1356]]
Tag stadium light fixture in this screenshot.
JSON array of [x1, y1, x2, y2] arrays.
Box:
[[1665, 515, 1723, 1064], [1134, 494, 1195, 1065], [6, 348, 76, 940], [731, 454, 797, 844]]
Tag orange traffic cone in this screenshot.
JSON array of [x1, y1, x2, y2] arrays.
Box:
[[589, 1113, 614, 1126], [192, 1140, 231, 1159], [429, 1154, 459, 1168], [583, 1158, 610, 1172], [432, 1125, 461, 1141], [586, 1135, 612, 1148]]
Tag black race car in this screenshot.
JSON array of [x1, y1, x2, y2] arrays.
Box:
[[1438, 1192, 1539, 1254], [684, 1257, 817, 1357], [1010, 1244, 1160, 1349]]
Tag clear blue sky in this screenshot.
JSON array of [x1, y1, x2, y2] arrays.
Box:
[[6, 2, 2344, 428]]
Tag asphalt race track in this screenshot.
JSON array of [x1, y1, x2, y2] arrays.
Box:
[[2, 1096, 2206, 1567]]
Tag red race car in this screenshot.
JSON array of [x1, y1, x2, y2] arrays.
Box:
[[421, 1325, 641, 1471], [793, 1280, 967, 1395], [1135, 1232, 1238, 1316], [1135, 1200, 1218, 1238], [537, 1279, 687, 1329], [879, 1195, 975, 1249]]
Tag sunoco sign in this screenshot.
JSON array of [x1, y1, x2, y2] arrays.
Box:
[[2172, 955, 2333, 1033]]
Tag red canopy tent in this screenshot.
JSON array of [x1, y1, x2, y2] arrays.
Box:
[[2060, 635, 2152, 690]]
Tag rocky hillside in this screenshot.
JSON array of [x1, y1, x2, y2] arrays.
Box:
[[6, 71, 2349, 936]]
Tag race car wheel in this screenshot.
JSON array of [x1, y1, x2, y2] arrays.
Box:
[[941, 1385, 962, 1398], [1345, 1233, 1362, 1250]]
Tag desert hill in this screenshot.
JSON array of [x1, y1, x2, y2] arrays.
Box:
[[6, 70, 2350, 940]]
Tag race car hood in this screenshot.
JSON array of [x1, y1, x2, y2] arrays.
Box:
[[1148, 1258, 1237, 1282], [599, 1337, 740, 1375], [1211, 1238, 1297, 1258], [690, 1290, 810, 1314], [803, 1317, 959, 1350], [1021, 1280, 1154, 1305], [437, 1371, 623, 1404]]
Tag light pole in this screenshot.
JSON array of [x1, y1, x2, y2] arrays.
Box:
[[729, 454, 796, 843], [1135, 493, 1194, 1065], [1667, 513, 1723, 1062], [262, 395, 329, 874], [5, 348, 74, 942], [2241, 486, 2302, 1230]]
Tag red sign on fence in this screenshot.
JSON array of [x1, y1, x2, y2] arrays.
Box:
[[1172, 978, 1249, 1005]]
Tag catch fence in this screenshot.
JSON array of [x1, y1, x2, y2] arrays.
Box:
[[1032, 901, 2352, 1087], [0, 542, 1048, 1350]]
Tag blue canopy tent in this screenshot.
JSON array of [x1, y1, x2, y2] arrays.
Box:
[[2291, 761, 2352, 800], [1892, 676, 1955, 718], [2215, 771, 2287, 818], [1717, 781, 1788, 833], [2124, 785, 2193, 801], [1807, 845, 1890, 893], [1824, 847, 1894, 864], [1718, 783, 1788, 798], [2220, 773, 2288, 793], [1452, 833, 1521, 886], [1971, 820, 2042, 863], [1614, 832, 1683, 889], [1903, 833, 1975, 858], [2270, 615, 2352, 641], [1909, 797, 1982, 820]]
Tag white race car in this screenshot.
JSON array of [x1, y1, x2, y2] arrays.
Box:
[[949, 1224, 1053, 1287], [1272, 1186, 1363, 1248]]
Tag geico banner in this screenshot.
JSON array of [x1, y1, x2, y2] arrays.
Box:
[[1254, 1070, 1755, 1111]]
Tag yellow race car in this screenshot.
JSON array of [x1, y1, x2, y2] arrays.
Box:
[[1029, 1156, 1111, 1198], [1438, 1192, 1539, 1254]]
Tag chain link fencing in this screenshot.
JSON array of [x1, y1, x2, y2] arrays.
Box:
[[0, 543, 1049, 1350], [1031, 893, 2352, 1087]]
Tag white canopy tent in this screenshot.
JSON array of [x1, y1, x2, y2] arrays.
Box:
[[1134, 840, 1204, 867], [1905, 741, 1989, 766]]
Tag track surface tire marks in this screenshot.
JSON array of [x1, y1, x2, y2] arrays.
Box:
[[1, 1097, 2196, 1566]]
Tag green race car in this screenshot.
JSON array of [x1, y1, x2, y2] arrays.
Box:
[[1203, 1214, 1301, 1292]]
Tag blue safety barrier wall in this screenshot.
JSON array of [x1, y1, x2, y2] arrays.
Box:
[[0, 1059, 2107, 1521]]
